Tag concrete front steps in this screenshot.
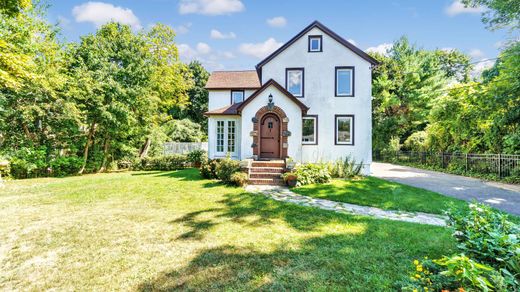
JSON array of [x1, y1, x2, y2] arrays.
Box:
[[248, 160, 286, 185]]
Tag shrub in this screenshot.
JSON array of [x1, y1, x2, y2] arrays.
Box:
[[293, 163, 331, 186], [230, 171, 248, 186], [140, 154, 188, 171], [187, 149, 207, 167], [328, 156, 363, 178], [8, 147, 48, 179], [200, 158, 219, 179], [446, 203, 520, 275], [215, 157, 241, 183], [49, 156, 83, 177]]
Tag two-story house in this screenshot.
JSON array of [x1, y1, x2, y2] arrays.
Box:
[[204, 21, 378, 180]]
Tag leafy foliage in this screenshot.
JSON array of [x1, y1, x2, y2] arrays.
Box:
[[215, 157, 241, 184], [328, 156, 363, 178], [230, 172, 248, 187], [138, 154, 188, 171], [462, 0, 520, 30], [199, 158, 219, 179], [293, 163, 331, 186]]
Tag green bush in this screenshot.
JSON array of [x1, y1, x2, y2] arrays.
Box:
[[446, 203, 520, 275], [399, 203, 520, 291], [187, 149, 207, 166], [200, 158, 219, 179], [230, 171, 248, 186], [8, 147, 48, 179], [215, 157, 241, 183], [49, 156, 83, 177], [293, 163, 331, 186], [139, 154, 188, 171], [328, 156, 363, 178]]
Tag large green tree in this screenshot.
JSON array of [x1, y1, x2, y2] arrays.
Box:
[[462, 0, 520, 30]]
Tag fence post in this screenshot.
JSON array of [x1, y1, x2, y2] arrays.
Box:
[[465, 153, 468, 173], [498, 154, 502, 178]]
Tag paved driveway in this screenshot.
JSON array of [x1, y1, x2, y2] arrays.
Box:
[[371, 162, 520, 215]]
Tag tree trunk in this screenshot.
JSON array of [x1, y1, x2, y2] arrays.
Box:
[[98, 135, 110, 173], [139, 137, 152, 158], [78, 122, 96, 174]]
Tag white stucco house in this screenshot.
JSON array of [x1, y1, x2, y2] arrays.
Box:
[[204, 21, 379, 177]]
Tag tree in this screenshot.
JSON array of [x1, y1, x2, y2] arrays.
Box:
[[462, 0, 520, 30], [370, 37, 446, 152], [68, 23, 154, 173], [171, 61, 210, 128], [137, 23, 192, 158], [0, 2, 79, 153]]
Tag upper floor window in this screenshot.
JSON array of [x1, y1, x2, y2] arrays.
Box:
[[231, 90, 244, 104], [286, 68, 304, 97], [335, 67, 354, 97], [308, 35, 322, 52]]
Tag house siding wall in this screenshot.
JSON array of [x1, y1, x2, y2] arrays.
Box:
[[240, 86, 302, 160], [259, 27, 372, 174], [208, 89, 257, 111]]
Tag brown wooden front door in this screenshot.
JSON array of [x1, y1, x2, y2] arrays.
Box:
[[260, 114, 280, 159]]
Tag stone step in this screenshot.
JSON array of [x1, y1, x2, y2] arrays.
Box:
[[249, 172, 283, 179], [248, 178, 285, 185], [251, 161, 285, 168], [249, 167, 285, 173]]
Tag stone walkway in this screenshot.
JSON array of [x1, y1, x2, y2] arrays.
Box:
[[245, 185, 447, 226]]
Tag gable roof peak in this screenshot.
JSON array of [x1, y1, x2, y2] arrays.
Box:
[[256, 20, 379, 69]]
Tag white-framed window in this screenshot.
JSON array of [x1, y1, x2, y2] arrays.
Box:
[[302, 116, 318, 145], [231, 90, 244, 104], [308, 35, 322, 52], [335, 115, 354, 145], [227, 120, 235, 152], [216, 120, 225, 152], [215, 119, 238, 155], [286, 68, 304, 97], [335, 67, 354, 97]]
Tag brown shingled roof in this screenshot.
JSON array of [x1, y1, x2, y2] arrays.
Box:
[[204, 102, 241, 116], [205, 70, 261, 89]]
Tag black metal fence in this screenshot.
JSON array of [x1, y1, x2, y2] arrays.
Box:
[[374, 151, 520, 179]]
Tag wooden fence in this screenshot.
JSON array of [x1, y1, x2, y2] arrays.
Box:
[[163, 142, 208, 155], [374, 151, 520, 179]]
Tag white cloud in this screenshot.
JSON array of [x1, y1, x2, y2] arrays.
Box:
[[179, 0, 244, 15], [196, 42, 212, 54], [177, 43, 226, 71], [174, 22, 192, 34], [239, 38, 283, 59], [221, 51, 235, 59], [365, 43, 392, 55], [72, 1, 141, 29], [469, 49, 485, 59], [347, 39, 357, 46], [471, 59, 495, 79], [441, 47, 455, 52], [445, 0, 484, 16], [266, 16, 287, 28], [210, 29, 236, 39]]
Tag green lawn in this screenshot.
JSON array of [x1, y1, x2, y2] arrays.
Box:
[[292, 176, 468, 214], [0, 169, 456, 290]]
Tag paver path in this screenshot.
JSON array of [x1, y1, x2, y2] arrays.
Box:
[[245, 185, 447, 226], [371, 162, 520, 216]]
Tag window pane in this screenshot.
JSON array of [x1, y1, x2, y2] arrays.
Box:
[[287, 70, 303, 96], [227, 121, 235, 153], [310, 38, 320, 51], [302, 118, 315, 143], [216, 121, 224, 152], [232, 91, 244, 104], [337, 117, 351, 143], [337, 69, 352, 95]]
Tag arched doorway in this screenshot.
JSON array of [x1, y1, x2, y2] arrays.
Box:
[[259, 113, 281, 159]]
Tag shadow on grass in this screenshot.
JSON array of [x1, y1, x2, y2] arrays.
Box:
[[140, 204, 454, 290]]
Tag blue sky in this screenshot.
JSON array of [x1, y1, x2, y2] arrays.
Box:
[[47, 0, 510, 72]]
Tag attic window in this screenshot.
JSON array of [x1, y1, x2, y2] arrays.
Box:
[[308, 35, 322, 52]]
